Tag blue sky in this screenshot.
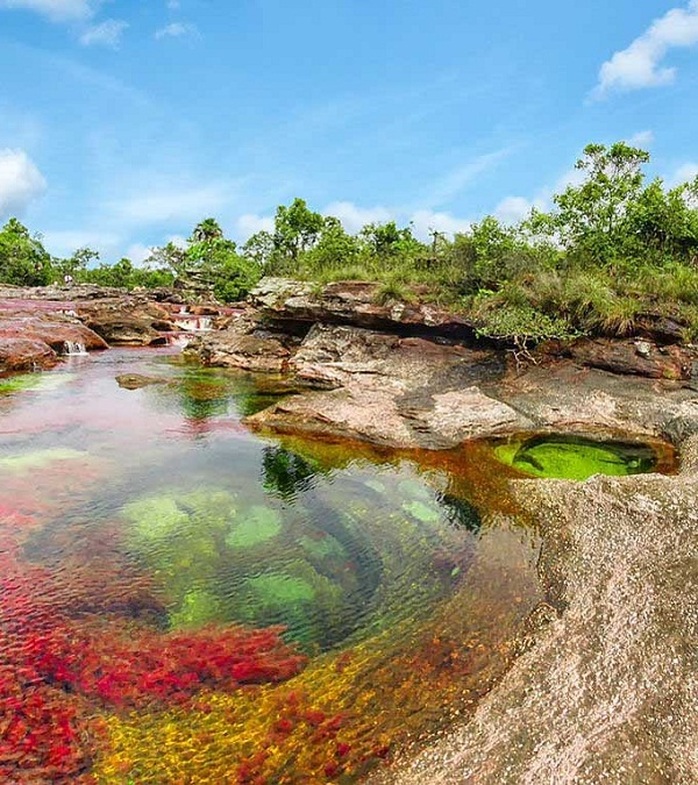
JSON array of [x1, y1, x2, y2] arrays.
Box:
[[1, 0, 698, 263]]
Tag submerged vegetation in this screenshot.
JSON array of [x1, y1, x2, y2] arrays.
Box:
[[1, 141, 698, 341]]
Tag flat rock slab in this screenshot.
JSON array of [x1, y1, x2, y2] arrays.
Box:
[[371, 451, 698, 784], [486, 362, 698, 442]]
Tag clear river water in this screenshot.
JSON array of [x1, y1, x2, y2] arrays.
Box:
[[0, 345, 668, 783]]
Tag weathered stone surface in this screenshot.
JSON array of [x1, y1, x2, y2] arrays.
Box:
[[77, 300, 175, 346], [567, 337, 693, 379], [115, 373, 169, 390], [0, 283, 126, 301], [0, 315, 108, 353], [0, 312, 108, 371], [249, 278, 478, 339], [0, 337, 57, 370], [183, 315, 295, 373], [371, 445, 698, 785], [485, 362, 698, 441]]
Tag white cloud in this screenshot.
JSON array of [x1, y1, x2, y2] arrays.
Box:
[[155, 21, 197, 40], [627, 130, 655, 149], [234, 214, 274, 239], [125, 243, 153, 266], [106, 184, 232, 227], [668, 162, 698, 187], [593, 1, 698, 98], [0, 0, 96, 22], [0, 148, 46, 217], [323, 201, 392, 234], [166, 0, 180, 8], [79, 18, 128, 47], [166, 233, 189, 248], [492, 196, 537, 225], [41, 229, 118, 257], [409, 209, 471, 240]]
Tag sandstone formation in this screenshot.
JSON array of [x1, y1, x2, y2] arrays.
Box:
[[368, 440, 698, 785]]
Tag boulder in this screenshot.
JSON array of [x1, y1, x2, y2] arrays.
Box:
[[115, 374, 170, 390], [183, 315, 296, 374], [77, 300, 175, 346], [0, 337, 57, 371], [372, 448, 698, 785]]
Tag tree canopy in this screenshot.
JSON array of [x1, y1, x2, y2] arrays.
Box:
[[1, 141, 698, 339]]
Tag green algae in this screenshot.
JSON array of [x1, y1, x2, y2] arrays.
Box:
[[0, 372, 74, 396], [168, 588, 223, 628], [226, 505, 282, 548], [0, 447, 88, 472], [494, 435, 657, 480], [402, 499, 442, 523], [235, 563, 345, 647]]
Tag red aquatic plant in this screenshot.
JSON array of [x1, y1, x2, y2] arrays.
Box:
[[0, 535, 306, 781]]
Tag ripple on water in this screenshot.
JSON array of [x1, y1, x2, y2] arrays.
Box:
[[0, 349, 543, 784]]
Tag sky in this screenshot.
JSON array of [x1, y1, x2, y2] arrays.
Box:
[[1, 0, 698, 263]]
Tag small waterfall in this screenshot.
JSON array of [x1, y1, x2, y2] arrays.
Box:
[[63, 341, 88, 356], [173, 316, 213, 332]]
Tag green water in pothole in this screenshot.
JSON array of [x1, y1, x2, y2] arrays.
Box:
[[494, 434, 659, 480]]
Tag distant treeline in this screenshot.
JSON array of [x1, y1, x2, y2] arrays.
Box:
[[2, 142, 698, 341]]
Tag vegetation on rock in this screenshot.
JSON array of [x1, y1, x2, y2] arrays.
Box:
[[2, 141, 697, 332]]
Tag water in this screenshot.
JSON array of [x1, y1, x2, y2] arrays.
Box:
[[0, 348, 547, 783]]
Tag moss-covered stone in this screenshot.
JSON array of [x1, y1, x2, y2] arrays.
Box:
[[226, 505, 282, 548]]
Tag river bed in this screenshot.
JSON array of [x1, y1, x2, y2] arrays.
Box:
[[0, 346, 548, 783]]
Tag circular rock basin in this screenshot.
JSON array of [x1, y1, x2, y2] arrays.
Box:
[[493, 434, 676, 481]]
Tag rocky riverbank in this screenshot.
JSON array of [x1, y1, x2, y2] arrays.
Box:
[[1, 279, 696, 783], [0, 283, 231, 370], [181, 277, 698, 784]]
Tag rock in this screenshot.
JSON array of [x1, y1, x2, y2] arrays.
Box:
[[183, 315, 295, 373], [0, 312, 108, 371], [372, 456, 698, 784], [0, 337, 57, 371], [115, 374, 169, 390], [568, 337, 692, 379], [249, 278, 479, 339], [77, 300, 175, 346]]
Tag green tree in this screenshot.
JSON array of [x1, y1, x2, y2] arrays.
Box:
[[52, 246, 99, 283], [0, 218, 53, 286], [148, 218, 260, 302], [550, 142, 651, 265], [304, 216, 359, 270], [272, 198, 324, 263]]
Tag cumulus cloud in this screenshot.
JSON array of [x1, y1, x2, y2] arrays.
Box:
[[41, 229, 118, 258], [0, 0, 96, 22], [79, 18, 128, 47], [155, 22, 197, 40], [234, 214, 274, 239], [323, 201, 392, 234], [125, 243, 153, 265], [409, 209, 472, 240], [627, 129, 655, 149], [593, 1, 698, 98], [668, 162, 698, 188], [0, 148, 47, 217]]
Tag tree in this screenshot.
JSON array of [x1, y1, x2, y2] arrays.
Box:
[[52, 246, 99, 283], [148, 218, 260, 302], [551, 142, 650, 265], [0, 218, 53, 286], [359, 221, 423, 260], [272, 198, 324, 263]]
